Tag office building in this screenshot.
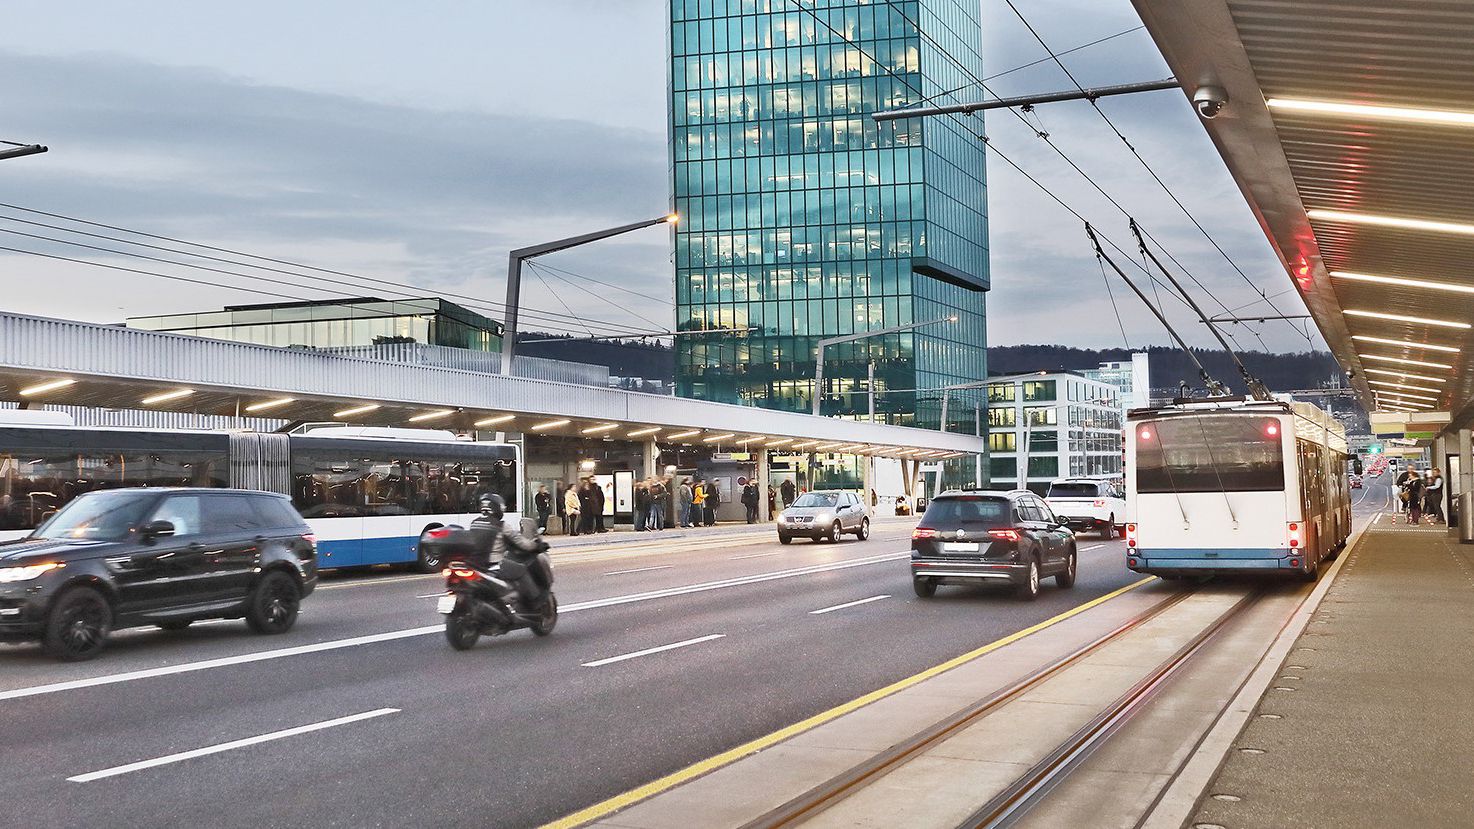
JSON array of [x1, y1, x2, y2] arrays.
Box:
[[1079, 352, 1150, 410], [668, 0, 990, 431], [986, 372, 1123, 494]]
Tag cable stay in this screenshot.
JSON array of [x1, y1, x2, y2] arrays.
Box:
[[1127, 219, 1274, 402], [1085, 222, 1227, 397]]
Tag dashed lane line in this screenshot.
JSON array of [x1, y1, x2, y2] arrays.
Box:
[[0, 551, 907, 702], [809, 595, 890, 615], [581, 634, 726, 668], [67, 708, 400, 782], [604, 565, 675, 576]]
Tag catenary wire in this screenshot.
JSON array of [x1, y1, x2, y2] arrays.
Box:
[[1000, 0, 1311, 346], [874, 0, 1259, 352], [0, 201, 660, 336], [526, 260, 672, 332], [0, 216, 656, 339]]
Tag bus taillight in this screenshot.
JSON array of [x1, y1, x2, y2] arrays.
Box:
[[1125, 523, 1137, 548], [1288, 522, 1302, 549]]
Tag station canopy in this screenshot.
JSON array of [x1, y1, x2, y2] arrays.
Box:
[[1134, 0, 1474, 434]]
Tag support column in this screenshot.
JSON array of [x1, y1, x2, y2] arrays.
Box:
[[861, 453, 874, 510], [1460, 428, 1473, 502], [642, 440, 659, 480], [758, 449, 772, 522], [974, 404, 983, 488]]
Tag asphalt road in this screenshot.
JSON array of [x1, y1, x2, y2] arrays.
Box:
[[0, 519, 1139, 828]]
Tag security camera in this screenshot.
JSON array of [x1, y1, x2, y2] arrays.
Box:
[[1192, 86, 1228, 119]]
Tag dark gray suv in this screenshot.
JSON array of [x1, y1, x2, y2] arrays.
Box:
[[910, 490, 1077, 601], [0, 488, 317, 661]]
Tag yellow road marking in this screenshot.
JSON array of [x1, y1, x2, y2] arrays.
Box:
[[539, 575, 1157, 829]]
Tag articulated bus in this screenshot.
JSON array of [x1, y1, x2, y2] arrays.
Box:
[[0, 414, 521, 571], [1124, 398, 1350, 580]]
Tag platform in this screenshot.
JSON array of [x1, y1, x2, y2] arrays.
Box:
[[1187, 521, 1474, 829]]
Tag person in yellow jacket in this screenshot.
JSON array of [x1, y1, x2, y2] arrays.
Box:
[[691, 480, 707, 528]]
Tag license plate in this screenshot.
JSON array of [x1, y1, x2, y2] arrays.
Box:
[[436, 595, 458, 614], [943, 542, 979, 553]]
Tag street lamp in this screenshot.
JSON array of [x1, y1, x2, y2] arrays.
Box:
[[501, 212, 679, 373], [811, 315, 957, 417]]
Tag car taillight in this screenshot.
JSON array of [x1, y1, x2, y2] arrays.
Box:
[[449, 568, 477, 580], [427, 527, 452, 539], [1125, 523, 1137, 548], [912, 527, 938, 540], [1093, 499, 1105, 507], [988, 529, 1021, 542], [1288, 522, 1302, 549]]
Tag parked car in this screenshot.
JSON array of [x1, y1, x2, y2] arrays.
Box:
[[0, 488, 317, 661], [911, 490, 1076, 601], [777, 490, 870, 543], [1044, 478, 1127, 539]]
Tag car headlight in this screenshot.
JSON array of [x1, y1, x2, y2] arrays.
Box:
[[0, 562, 63, 583], [816, 513, 834, 524]]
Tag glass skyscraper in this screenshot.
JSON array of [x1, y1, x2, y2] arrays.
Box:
[[669, 0, 989, 430]]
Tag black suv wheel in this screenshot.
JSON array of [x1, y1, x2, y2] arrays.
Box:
[[246, 570, 301, 634], [1056, 547, 1077, 589], [44, 587, 113, 661], [1015, 557, 1041, 601]]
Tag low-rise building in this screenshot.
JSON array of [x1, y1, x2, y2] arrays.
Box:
[[986, 371, 1124, 495]]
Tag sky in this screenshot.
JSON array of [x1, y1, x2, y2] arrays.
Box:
[[0, 0, 1321, 353]]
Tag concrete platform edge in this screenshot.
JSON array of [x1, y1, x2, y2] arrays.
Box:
[[1137, 513, 1370, 829]]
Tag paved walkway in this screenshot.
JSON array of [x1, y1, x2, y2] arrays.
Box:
[[1190, 523, 1474, 828]]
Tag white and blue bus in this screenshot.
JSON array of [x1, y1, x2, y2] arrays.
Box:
[[0, 414, 521, 572], [1124, 398, 1350, 580]]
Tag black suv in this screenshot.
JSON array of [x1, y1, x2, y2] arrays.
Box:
[[0, 488, 317, 661], [910, 490, 1077, 601]]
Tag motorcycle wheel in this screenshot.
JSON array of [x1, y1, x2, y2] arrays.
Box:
[[531, 594, 558, 637], [445, 612, 480, 650]]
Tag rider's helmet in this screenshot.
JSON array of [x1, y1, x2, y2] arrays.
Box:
[[478, 493, 505, 522]]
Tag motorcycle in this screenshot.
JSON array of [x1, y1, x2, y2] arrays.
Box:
[[425, 525, 558, 650]]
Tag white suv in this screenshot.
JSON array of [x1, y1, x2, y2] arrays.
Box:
[[1045, 478, 1126, 539]]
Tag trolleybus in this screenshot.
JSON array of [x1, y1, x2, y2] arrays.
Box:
[[0, 413, 521, 572], [1124, 398, 1350, 579]]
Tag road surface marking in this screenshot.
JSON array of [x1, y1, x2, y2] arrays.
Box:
[[730, 552, 780, 560], [604, 565, 675, 576], [0, 552, 905, 702], [416, 593, 446, 599], [538, 575, 1158, 829], [318, 574, 435, 590], [582, 634, 725, 668], [67, 708, 399, 782], [1082, 544, 1105, 551], [809, 595, 889, 615]]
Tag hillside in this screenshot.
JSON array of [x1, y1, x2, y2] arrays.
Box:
[[988, 345, 1344, 395]]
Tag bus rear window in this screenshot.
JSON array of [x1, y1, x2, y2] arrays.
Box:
[[1135, 415, 1284, 493]]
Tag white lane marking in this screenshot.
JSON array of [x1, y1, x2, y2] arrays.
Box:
[[582, 634, 725, 668], [415, 593, 446, 599], [1082, 544, 1105, 551], [318, 574, 435, 591], [67, 708, 399, 783], [809, 595, 890, 615], [731, 552, 780, 560], [0, 551, 906, 702], [604, 565, 675, 576]]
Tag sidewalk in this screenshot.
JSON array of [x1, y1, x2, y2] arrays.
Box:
[[1188, 521, 1474, 828]]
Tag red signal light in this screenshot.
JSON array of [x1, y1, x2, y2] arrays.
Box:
[[427, 527, 452, 539], [1265, 422, 1279, 437], [1139, 428, 1153, 441], [1125, 522, 1137, 549], [1287, 522, 1303, 549]]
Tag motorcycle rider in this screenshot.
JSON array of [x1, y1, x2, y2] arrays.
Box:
[[469, 493, 552, 609]]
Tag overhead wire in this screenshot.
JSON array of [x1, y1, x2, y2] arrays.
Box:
[[999, 0, 1311, 347], [0, 206, 655, 339], [874, 0, 1260, 354], [526, 260, 672, 332]]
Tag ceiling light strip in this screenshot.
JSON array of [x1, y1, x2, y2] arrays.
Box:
[[1309, 208, 1474, 237], [1350, 335, 1460, 354], [1330, 270, 1474, 296], [1268, 98, 1474, 127], [1358, 353, 1454, 370], [1344, 309, 1470, 330], [1362, 368, 1445, 384]]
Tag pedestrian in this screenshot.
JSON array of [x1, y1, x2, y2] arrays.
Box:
[[691, 479, 707, 527], [649, 478, 666, 530], [633, 481, 649, 532], [578, 479, 596, 535], [1425, 468, 1445, 524], [534, 484, 552, 534], [768, 484, 777, 517], [564, 483, 582, 537], [593, 479, 609, 533], [679, 478, 694, 527], [705, 481, 721, 526], [1395, 466, 1419, 519], [555, 479, 568, 535], [741, 480, 759, 523], [662, 475, 677, 529], [1406, 472, 1426, 524], [780, 478, 795, 508]]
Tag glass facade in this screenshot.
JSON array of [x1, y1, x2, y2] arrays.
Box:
[[128, 298, 504, 352], [669, 0, 988, 430]]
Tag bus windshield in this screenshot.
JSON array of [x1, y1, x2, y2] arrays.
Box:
[[1136, 415, 1284, 493]]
